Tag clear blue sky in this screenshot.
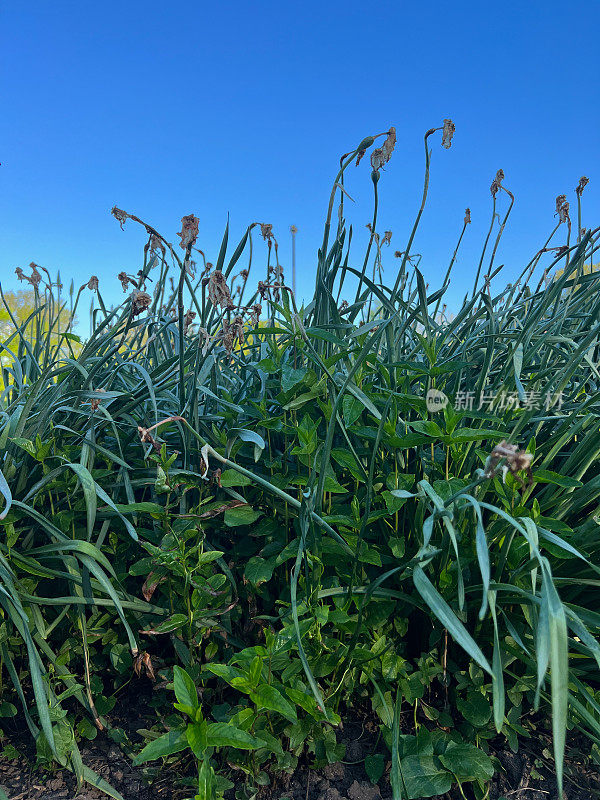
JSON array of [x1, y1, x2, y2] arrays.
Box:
[[1, 0, 599, 313]]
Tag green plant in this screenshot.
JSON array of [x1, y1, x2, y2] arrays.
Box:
[[0, 120, 598, 800]]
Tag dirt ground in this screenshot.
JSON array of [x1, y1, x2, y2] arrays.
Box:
[[0, 704, 598, 800]]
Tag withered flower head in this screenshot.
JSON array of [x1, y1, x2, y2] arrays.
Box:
[[130, 289, 152, 318], [250, 303, 262, 326], [260, 223, 273, 241], [490, 170, 504, 197], [484, 439, 533, 487], [556, 195, 570, 224], [232, 315, 245, 347], [370, 147, 385, 171], [576, 176, 589, 197], [381, 127, 396, 163], [441, 119, 455, 149], [87, 275, 99, 291], [208, 270, 233, 310], [183, 309, 196, 335], [15, 267, 25, 282], [177, 214, 199, 250], [118, 271, 130, 292], [111, 206, 129, 230], [257, 280, 269, 300], [382, 230, 392, 245], [149, 234, 165, 255], [464, 208, 471, 224], [29, 263, 42, 288]]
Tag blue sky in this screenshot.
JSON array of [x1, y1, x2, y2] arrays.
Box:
[[1, 0, 598, 314]]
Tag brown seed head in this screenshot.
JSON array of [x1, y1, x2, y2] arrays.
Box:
[[208, 270, 233, 309], [87, 275, 99, 291], [118, 271, 130, 292], [111, 206, 129, 230], [260, 223, 273, 241], [177, 214, 199, 250], [464, 208, 471, 225], [441, 119, 456, 149], [490, 170, 504, 197], [576, 176, 589, 197], [130, 289, 152, 318]]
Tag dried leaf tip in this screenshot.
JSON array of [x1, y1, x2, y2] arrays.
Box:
[[441, 119, 455, 149], [177, 214, 199, 250], [576, 176, 589, 197]]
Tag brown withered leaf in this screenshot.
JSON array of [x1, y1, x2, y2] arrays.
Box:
[[198, 499, 245, 519], [142, 571, 166, 602], [133, 651, 156, 681]]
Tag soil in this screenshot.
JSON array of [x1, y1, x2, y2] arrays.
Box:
[[0, 701, 598, 800]]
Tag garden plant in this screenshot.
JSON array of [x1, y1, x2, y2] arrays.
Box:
[[0, 121, 599, 800]]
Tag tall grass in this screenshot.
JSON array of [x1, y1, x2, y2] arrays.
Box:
[[0, 122, 599, 799]]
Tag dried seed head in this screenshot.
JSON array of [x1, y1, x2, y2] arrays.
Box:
[[576, 176, 589, 197], [87, 275, 99, 291], [370, 147, 385, 171], [260, 223, 273, 241], [257, 280, 269, 300], [177, 214, 199, 250], [130, 289, 152, 318], [441, 119, 455, 149], [251, 303, 262, 326], [221, 319, 234, 353], [490, 170, 504, 197], [382, 231, 392, 245], [394, 251, 403, 258], [484, 439, 533, 486], [464, 208, 471, 225], [111, 206, 129, 230], [118, 271, 130, 292], [381, 127, 396, 163], [208, 270, 233, 310], [232, 315, 245, 347], [183, 309, 196, 335], [556, 195, 570, 224], [15, 267, 25, 282], [28, 263, 42, 288]]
